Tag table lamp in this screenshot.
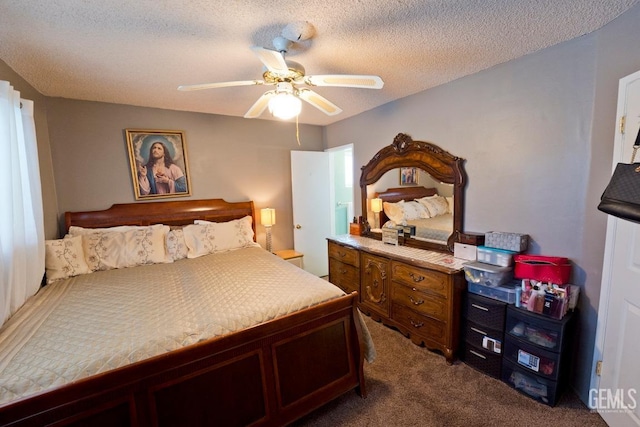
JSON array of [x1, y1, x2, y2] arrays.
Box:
[[261, 208, 276, 252], [371, 198, 383, 229]]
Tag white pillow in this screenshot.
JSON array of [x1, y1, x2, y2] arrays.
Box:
[[183, 216, 258, 258], [402, 201, 430, 220], [45, 235, 91, 283], [81, 225, 170, 271], [416, 195, 449, 217], [446, 196, 454, 214], [383, 200, 406, 224], [166, 228, 188, 261]]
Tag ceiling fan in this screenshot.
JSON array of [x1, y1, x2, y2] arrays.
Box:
[[178, 32, 384, 120]]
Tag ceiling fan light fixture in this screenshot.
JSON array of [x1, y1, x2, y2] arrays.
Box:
[[268, 92, 301, 120]]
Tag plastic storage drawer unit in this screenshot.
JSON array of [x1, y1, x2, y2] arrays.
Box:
[[506, 308, 572, 352]]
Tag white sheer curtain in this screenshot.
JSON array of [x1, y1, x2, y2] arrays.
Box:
[[0, 81, 44, 325]]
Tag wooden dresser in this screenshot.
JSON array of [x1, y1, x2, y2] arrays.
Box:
[[328, 235, 467, 363]]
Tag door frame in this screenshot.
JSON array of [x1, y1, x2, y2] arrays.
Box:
[[326, 143, 354, 236]]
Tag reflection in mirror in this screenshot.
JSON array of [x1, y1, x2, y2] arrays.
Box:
[[360, 133, 466, 253], [366, 169, 454, 246]]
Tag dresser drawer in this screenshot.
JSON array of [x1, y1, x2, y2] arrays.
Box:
[[328, 258, 359, 294], [328, 242, 360, 267], [391, 261, 448, 298], [392, 283, 447, 320], [392, 303, 446, 344], [464, 293, 506, 331]]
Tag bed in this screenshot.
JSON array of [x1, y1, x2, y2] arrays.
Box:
[[0, 198, 371, 427], [375, 186, 453, 243]]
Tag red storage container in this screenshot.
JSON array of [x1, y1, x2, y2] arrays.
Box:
[[513, 255, 571, 284]]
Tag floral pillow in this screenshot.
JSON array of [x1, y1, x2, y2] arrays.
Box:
[[402, 200, 430, 220], [166, 228, 188, 261], [184, 216, 258, 258], [80, 225, 170, 271], [45, 235, 91, 283], [383, 200, 406, 224], [416, 195, 449, 217]]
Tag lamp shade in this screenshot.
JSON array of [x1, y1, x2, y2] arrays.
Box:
[[371, 198, 383, 213], [268, 93, 301, 120], [261, 208, 276, 227]]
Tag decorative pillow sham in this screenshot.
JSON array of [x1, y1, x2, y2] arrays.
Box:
[[45, 235, 92, 283], [68, 224, 147, 235], [183, 216, 258, 258], [402, 200, 430, 220], [166, 228, 188, 261], [383, 200, 406, 224], [80, 225, 170, 271], [416, 195, 449, 217]]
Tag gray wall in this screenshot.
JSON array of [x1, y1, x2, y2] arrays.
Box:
[[44, 98, 324, 250], [325, 4, 640, 404]]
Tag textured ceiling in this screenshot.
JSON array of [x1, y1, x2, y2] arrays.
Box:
[[0, 0, 637, 126]]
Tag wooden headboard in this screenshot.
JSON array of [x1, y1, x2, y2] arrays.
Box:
[[374, 186, 437, 225], [64, 198, 257, 240]]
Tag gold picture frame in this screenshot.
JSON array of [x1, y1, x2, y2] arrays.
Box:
[[399, 167, 419, 186], [125, 129, 192, 200]]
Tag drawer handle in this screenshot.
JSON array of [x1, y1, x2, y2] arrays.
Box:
[[409, 296, 424, 306], [470, 326, 488, 336], [409, 272, 425, 282], [408, 317, 424, 328], [471, 303, 489, 312], [339, 268, 348, 274], [469, 350, 487, 360], [337, 251, 347, 258]]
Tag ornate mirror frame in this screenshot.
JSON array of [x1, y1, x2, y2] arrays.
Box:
[[359, 133, 467, 252]]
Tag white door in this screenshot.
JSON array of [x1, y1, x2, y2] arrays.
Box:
[[291, 151, 331, 277], [592, 70, 640, 425]]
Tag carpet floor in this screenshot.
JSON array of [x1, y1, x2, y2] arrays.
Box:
[[293, 314, 606, 427]]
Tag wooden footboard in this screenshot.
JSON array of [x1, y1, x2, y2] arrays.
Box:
[[0, 292, 365, 427]]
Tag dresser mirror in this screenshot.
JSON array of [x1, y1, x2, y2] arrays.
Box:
[[359, 133, 466, 252]]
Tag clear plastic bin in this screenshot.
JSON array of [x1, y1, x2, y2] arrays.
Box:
[[464, 261, 513, 287], [468, 280, 518, 304], [477, 246, 517, 267]]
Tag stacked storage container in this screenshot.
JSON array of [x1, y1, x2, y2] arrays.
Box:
[[460, 232, 528, 378]]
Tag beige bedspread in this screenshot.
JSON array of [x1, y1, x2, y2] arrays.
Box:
[[0, 247, 374, 405]]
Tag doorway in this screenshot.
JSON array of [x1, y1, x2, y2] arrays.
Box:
[[290, 144, 353, 277]]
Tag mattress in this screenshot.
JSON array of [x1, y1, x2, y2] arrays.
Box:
[[0, 246, 374, 405], [407, 213, 453, 243]]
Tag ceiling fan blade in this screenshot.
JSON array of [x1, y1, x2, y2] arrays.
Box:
[[297, 89, 342, 116], [244, 91, 275, 119], [177, 80, 264, 91], [303, 74, 384, 89], [250, 46, 289, 74]]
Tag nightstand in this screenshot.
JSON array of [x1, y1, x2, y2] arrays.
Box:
[[275, 249, 304, 268]]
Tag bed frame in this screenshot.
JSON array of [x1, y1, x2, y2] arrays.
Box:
[[0, 199, 366, 427]]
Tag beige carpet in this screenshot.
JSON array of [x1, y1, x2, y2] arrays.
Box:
[[293, 315, 606, 427]]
